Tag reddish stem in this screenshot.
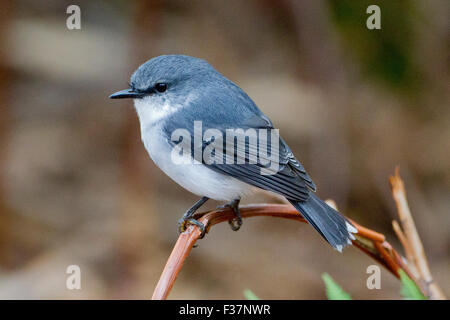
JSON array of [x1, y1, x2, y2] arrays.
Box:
[[152, 204, 419, 300]]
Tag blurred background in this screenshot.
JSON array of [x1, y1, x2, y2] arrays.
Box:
[[0, 0, 448, 299]]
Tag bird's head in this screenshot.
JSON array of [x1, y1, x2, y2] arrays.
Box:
[[110, 55, 218, 127]]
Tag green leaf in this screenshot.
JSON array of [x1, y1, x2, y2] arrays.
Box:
[[243, 289, 260, 300], [399, 269, 427, 300], [321, 273, 352, 300]]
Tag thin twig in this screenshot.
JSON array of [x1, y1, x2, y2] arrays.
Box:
[[389, 167, 446, 299], [392, 220, 418, 277], [152, 169, 446, 300], [152, 204, 414, 300]]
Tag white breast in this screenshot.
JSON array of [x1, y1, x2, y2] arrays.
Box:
[[134, 97, 253, 201], [142, 125, 253, 201]]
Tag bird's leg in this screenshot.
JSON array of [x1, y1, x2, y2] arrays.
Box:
[[217, 198, 242, 231], [178, 197, 209, 238]]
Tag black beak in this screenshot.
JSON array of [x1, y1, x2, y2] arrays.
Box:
[[109, 89, 144, 99]]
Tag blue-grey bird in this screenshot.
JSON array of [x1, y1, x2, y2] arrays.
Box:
[[110, 55, 357, 251]]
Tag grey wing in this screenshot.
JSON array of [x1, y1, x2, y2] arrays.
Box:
[[206, 134, 316, 201], [164, 113, 316, 201]]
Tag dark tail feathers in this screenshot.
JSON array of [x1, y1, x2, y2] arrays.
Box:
[[289, 194, 357, 252]]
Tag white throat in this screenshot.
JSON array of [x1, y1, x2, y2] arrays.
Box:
[[133, 96, 179, 132]]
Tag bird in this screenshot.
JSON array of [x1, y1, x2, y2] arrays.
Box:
[[110, 55, 357, 252]]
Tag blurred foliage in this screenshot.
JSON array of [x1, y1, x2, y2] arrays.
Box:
[[399, 270, 427, 300], [243, 289, 260, 300], [322, 270, 427, 300], [327, 0, 421, 93], [321, 273, 352, 300]]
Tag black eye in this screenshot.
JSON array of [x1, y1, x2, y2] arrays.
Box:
[[155, 83, 167, 93]]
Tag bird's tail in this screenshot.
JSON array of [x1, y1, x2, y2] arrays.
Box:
[[288, 194, 357, 252]]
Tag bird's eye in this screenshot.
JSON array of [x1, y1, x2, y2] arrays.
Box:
[[155, 83, 168, 93]]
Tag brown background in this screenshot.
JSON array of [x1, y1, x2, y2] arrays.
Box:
[[0, 0, 448, 299]]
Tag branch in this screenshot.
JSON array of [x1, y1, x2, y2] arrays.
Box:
[[151, 204, 307, 300], [152, 169, 446, 300], [389, 167, 446, 299], [152, 207, 415, 300]]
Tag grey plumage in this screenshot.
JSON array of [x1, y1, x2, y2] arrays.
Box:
[[110, 54, 357, 251]]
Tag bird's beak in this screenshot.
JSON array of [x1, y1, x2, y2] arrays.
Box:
[[109, 89, 144, 99]]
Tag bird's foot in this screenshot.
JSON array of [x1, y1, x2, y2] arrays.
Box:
[[178, 217, 206, 239], [217, 198, 242, 231], [177, 197, 209, 239]]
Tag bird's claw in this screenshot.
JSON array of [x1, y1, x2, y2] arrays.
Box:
[[218, 199, 242, 232], [178, 217, 206, 239], [228, 216, 243, 231]]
